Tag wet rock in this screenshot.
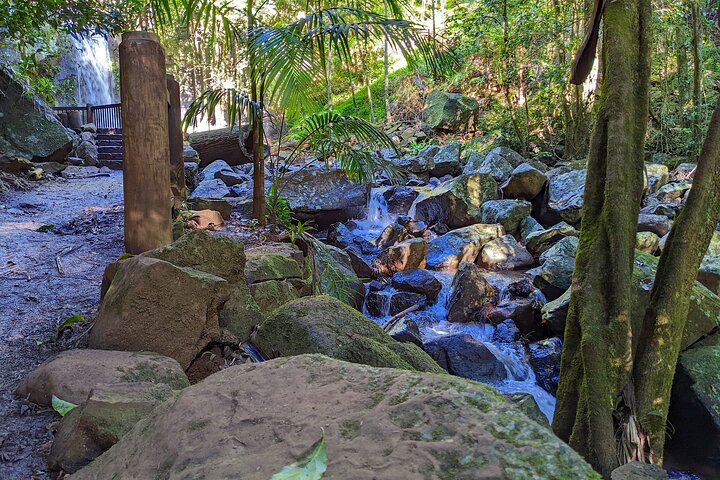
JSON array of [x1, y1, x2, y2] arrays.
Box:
[[422, 90, 479, 131], [636, 231, 660, 255], [368, 279, 387, 292], [48, 382, 176, 473], [429, 142, 461, 177], [398, 217, 427, 237], [446, 262, 495, 323], [484, 299, 541, 338], [501, 163, 547, 200], [374, 238, 428, 276], [346, 248, 374, 279], [424, 334, 508, 384], [540, 288, 571, 337], [544, 168, 586, 224], [382, 186, 420, 215], [69, 355, 599, 480], [426, 223, 504, 270], [525, 221, 579, 255], [190, 178, 230, 199], [637, 213, 672, 237], [610, 462, 668, 480], [376, 223, 403, 249], [327, 222, 378, 255], [478, 234, 534, 270], [492, 319, 521, 343], [644, 163, 670, 194], [666, 345, 720, 477], [529, 236, 578, 300], [281, 166, 370, 225], [256, 296, 442, 372], [413, 173, 499, 229], [389, 291, 427, 315], [0, 70, 73, 162], [366, 291, 391, 317], [386, 318, 423, 347], [528, 337, 563, 395], [89, 256, 230, 369], [654, 180, 691, 203], [391, 268, 442, 302], [16, 349, 188, 406], [480, 199, 532, 235], [519, 216, 544, 243]]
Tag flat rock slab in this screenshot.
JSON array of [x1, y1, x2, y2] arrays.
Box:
[[69, 355, 599, 480]]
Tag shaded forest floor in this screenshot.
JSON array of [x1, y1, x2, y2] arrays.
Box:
[[0, 172, 124, 479]]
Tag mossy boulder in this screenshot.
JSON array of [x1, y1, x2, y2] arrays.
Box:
[[310, 241, 366, 310], [0, 70, 73, 163], [16, 349, 189, 406], [479, 199, 532, 235], [422, 90, 479, 131], [70, 355, 600, 480], [414, 173, 499, 229], [256, 295, 443, 373], [49, 382, 176, 473]]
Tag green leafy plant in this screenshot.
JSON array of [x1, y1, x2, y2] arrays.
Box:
[[51, 395, 78, 417], [287, 220, 315, 245], [56, 314, 85, 336], [270, 432, 327, 480]]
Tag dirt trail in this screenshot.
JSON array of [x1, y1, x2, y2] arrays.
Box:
[[0, 172, 124, 479]]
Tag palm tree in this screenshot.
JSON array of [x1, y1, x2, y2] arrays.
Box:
[[173, 1, 449, 225]]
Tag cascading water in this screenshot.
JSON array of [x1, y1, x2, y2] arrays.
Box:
[[354, 187, 557, 423], [68, 34, 116, 105]]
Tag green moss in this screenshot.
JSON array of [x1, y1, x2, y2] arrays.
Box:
[[119, 361, 190, 390], [339, 419, 362, 439], [679, 346, 720, 420], [190, 420, 210, 432]]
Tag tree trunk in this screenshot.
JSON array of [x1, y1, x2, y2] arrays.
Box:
[[248, 0, 266, 225], [633, 101, 720, 462], [552, 0, 651, 476], [690, 0, 703, 159], [384, 0, 390, 123]]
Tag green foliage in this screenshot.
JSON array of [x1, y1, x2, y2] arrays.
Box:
[[270, 432, 328, 480], [51, 395, 78, 417], [56, 314, 85, 336]]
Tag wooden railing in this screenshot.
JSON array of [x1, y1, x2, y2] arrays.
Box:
[[54, 103, 122, 130]]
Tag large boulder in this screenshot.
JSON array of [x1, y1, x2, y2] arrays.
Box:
[[255, 296, 442, 373], [446, 262, 495, 323], [429, 142, 461, 177], [89, 256, 230, 369], [413, 173, 499, 229], [16, 349, 188, 406], [69, 355, 600, 480], [280, 166, 370, 225], [0, 70, 73, 163], [424, 334, 508, 385], [480, 199, 532, 235], [422, 90, 479, 131], [542, 168, 586, 224], [310, 240, 366, 310], [529, 236, 578, 300], [426, 223, 504, 270], [49, 382, 176, 473], [666, 345, 720, 477], [391, 268, 442, 303], [374, 238, 428, 276], [525, 221, 579, 255], [698, 230, 720, 294], [501, 163, 547, 200], [382, 186, 420, 215], [462, 150, 513, 182], [610, 462, 668, 480], [478, 234, 534, 270], [527, 338, 563, 395]]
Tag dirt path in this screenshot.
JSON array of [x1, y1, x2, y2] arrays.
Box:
[[0, 172, 125, 479]]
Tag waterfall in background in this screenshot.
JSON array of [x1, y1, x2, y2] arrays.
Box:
[[67, 34, 116, 105]]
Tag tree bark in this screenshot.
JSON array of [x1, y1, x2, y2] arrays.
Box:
[[633, 101, 720, 462], [248, 0, 266, 226], [690, 0, 703, 159], [552, 0, 651, 476]]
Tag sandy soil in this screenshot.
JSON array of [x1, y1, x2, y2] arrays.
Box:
[[0, 172, 125, 479]]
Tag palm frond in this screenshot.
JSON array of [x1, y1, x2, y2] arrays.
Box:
[[177, 0, 243, 56]]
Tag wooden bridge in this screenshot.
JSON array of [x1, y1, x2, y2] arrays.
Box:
[[54, 103, 124, 168]]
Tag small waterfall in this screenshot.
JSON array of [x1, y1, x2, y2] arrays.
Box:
[[70, 34, 116, 105], [350, 187, 395, 239]]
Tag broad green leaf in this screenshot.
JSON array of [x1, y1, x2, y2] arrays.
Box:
[[51, 395, 77, 417], [270, 433, 327, 480], [56, 314, 85, 335]]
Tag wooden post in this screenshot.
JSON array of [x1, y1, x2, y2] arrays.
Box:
[[166, 75, 185, 210], [119, 31, 172, 254], [86, 104, 94, 125]]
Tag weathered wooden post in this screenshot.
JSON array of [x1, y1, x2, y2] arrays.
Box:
[[166, 75, 185, 209], [119, 31, 172, 254]]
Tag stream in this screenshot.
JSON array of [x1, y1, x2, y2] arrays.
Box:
[[350, 188, 557, 423]]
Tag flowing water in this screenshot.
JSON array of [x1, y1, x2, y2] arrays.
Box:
[[351, 188, 557, 422], [69, 34, 116, 105]]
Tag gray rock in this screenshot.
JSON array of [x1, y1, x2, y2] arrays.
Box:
[[528, 337, 563, 395], [424, 334, 508, 384], [382, 186, 420, 215], [529, 236, 579, 300], [637, 213, 672, 237], [478, 234, 534, 270], [422, 90, 479, 131], [463, 150, 513, 183], [190, 178, 231, 199], [374, 238, 428, 276], [501, 163, 548, 200], [446, 262, 495, 323], [480, 199, 532, 235], [545, 169, 586, 224], [392, 268, 442, 302], [429, 143, 461, 177], [76, 141, 98, 166], [525, 222, 579, 255], [610, 462, 668, 480], [426, 223, 504, 270]]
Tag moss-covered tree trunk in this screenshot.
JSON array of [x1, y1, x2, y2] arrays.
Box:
[[552, 0, 651, 476], [633, 102, 720, 462]]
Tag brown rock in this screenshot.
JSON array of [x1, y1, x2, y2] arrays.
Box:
[[374, 238, 428, 275], [446, 262, 495, 323]]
